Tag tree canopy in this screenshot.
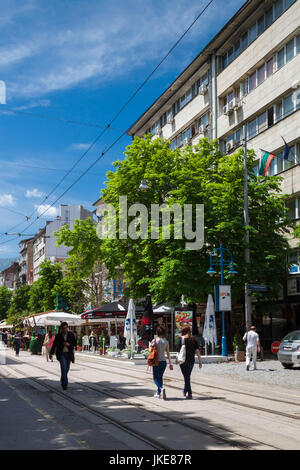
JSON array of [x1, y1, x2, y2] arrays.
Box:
[[98, 136, 291, 303]]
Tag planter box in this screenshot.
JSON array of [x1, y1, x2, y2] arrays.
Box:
[[234, 351, 245, 362], [107, 351, 119, 357]]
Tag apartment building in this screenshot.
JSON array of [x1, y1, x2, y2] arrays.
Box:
[[127, 0, 300, 346], [19, 238, 35, 285], [33, 204, 94, 282], [0, 262, 20, 289]]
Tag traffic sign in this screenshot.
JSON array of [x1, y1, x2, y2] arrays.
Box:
[[248, 284, 268, 292], [271, 341, 281, 354]]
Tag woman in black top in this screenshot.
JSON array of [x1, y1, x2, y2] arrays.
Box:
[[178, 326, 202, 399]]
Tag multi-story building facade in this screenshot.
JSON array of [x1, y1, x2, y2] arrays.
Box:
[[33, 204, 94, 282], [19, 238, 35, 285], [0, 262, 20, 289], [128, 0, 300, 347]]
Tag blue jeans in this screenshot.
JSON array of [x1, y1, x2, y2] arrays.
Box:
[[152, 361, 167, 394], [15, 342, 21, 356], [180, 362, 194, 396], [59, 353, 71, 387]]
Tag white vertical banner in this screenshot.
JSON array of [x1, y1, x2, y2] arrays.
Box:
[[203, 294, 217, 352], [219, 285, 231, 311], [125, 298, 137, 348]]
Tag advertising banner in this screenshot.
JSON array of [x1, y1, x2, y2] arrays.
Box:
[[215, 285, 231, 311], [174, 310, 193, 347]]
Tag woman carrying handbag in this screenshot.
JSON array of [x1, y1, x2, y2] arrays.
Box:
[[178, 326, 202, 399], [149, 326, 173, 399]]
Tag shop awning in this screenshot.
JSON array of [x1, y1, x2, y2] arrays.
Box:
[[81, 301, 144, 319], [0, 321, 13, 329], [23, 311, 83, 326]]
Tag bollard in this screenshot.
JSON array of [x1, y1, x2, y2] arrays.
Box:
[[102, 338, 105, 355], [235, 346, 239, 362]]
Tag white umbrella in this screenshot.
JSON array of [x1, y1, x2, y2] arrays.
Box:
[[203, 294, 217, 354], [27, 311, 83, 327], [124, 298, 137, 358]]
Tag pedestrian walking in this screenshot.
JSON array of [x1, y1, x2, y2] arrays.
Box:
[[89, 331, 98, 353], [177, 326, 202, 400], [49, 322, 76, 390], [43, 330, 55, 362], [150, 326, 173, 399], [243, 326, 260, 371], [14, 331, 22, 356]]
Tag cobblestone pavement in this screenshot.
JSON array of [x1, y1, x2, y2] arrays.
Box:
[[199, 359, 300, 389]]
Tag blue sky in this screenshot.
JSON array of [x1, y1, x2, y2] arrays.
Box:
[[0, 0, 245, 258]]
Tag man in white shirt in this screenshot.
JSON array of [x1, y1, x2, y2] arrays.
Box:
[[243, 326, 260, 371]]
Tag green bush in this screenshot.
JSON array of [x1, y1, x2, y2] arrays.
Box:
[[232, 333, 245, 351]]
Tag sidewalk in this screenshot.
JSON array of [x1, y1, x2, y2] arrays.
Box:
[[76, 350, 230, 365]]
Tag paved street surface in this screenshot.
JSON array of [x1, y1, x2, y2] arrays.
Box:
[[1, 347, 300, 451]]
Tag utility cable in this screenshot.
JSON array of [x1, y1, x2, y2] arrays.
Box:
[[0, 106, 125, 132], [0, 0, 215, 244]]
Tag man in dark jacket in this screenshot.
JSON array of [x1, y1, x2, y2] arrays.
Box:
[[50, 322, 76, 390]]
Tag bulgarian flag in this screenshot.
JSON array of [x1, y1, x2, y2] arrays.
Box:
[[259, 149, 275, 176]]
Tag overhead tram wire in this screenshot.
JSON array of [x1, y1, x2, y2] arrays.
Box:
[[0, 0, 215, 244], [0, 106, 125, 132]]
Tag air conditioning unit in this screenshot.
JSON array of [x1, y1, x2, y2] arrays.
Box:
[[167, 115, 174, 124], [198, 124, 205, 134], [233, 138, 241, 148], [199, 84, 208, 95], [226, 141, 234, 153], [230, 97, 241, 110], [292, 80, 300, 89], [223, 104, 230, 115]]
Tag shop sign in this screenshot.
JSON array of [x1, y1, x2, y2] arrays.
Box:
[[287, 277, 300, 296]]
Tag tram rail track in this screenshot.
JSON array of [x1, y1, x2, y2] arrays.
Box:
[[1, 356, 283, 450], [0, 363, 169, 451], [74, 355, 300, 417]]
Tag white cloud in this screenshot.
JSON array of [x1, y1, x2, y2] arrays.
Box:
[[26, 188, 44, 198], [0, 194, 15, 206], [14, 99, 51, 111], [35, 204, 58, 217], [67, 143, 92, 152], [3, 0, 245, 99]]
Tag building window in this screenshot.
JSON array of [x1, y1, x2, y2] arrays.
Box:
[[286, 38, 295, 62], [268, 144, 298, 176], [247, 118, 257, 139], [248, 23, 257, 44], [257, 64, 265, 85], [277, 47, 285, 69], [265, 6, 274, 28], [274, 0, 284, 19], [266, 57, 274, 77], [241, 32, 248, 51], [220, 0, 296, 72], [257, 15, 265, 36], [249, 71, 257, 91], [297, 35, 300, 54], [283, 93, 294, 117]]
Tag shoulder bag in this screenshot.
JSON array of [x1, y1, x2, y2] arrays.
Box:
[[176, 336, 186, 365]]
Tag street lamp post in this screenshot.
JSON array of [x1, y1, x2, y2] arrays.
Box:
[[207, 243, 237, 357]]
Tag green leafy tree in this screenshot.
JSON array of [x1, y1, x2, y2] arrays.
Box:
[[55, 218, 106, 306], [7, 284, 31, 324], [53, 278, 86, 314], [0, 286, 12, 320], [28, 260, 63, 313], [100, 135, 291, 303]]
